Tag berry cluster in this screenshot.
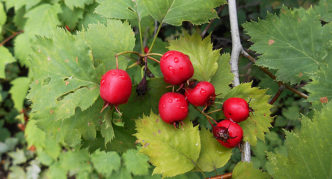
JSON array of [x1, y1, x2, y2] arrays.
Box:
[[99, 50, 252, 149]]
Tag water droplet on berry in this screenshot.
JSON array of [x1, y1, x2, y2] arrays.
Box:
[[111, 71, 116, 75], [175, 98, 180, 102], [101, 79, 105, 85], [119, 74, 125, 79], [180, 106, 187, 112], [174, 58, 179, 63], [168, 66, 174, 72], [200, 88, 207, 94], [162, 104, 166, 108], [168, 98, 173, 103]]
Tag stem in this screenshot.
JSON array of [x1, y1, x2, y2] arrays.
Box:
[[228, 0, 250, 162], [147, 53, 163, 57], [193, 106, 218, 125], [0, 31, 23, 47], [147, 56, 160, 63], [201, 6, 224, 38], [148, 22, 163, 53], [115, 55, 119, 69], [206, 172, 232, 179], [269, 83, 284, 104], [241, 49, 308, 99], [206, 108, 222, 114], [138, 20, 144, 53], [116, 51, 141, 57]]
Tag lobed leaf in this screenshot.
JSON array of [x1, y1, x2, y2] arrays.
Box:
[[63, 0, 93, 10], [211, 53, 233, 97], [223, 82, 273, 146], [141, 0, 226, 26], [91, 150, 121, 176], [168, 32, 219, 81], [134, 112, 201, 177], [0, 46, 15, 79], [266, 102, 332, 178], [232, 162, 271, 179], [243, 7, 332, 84], [9, 77, 30, 111], [122, 149, 150, 176]]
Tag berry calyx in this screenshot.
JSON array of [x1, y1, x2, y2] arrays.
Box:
[[213, 119, 243, 148], [100, 69, 132, 105], [222, 97, 250, 123], [158, 92, 188, 125], [185, 81, 216, 107], [160, 51, 194, 85]]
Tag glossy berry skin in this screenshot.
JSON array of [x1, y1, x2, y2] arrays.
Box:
[[160, 51, 194, 85], [185, 81, 216, 106], [213, 119, 243, 148], [100, 69, 132, 105], [144, 46, 149, 54], [158, 92, 188, 124], [223, 97, 250, 123]]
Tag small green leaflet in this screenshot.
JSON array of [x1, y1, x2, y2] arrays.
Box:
[[168, 32, 219, 81], [24, 4, 61, 36], [122, 149, 150, 176], [0, 46, 15, 79], [266, 102, 332, 179], [8, 149, 27, 165], [95, 0, 147, 21], [14, 34, 32, 67], [27, 29, 99, 121], [9, 77, 30, 111], [59, 150, 92, 175], [64, 0, 93, 10], [243, 7, 332, 84], [47, 163, 67, 179], [232, 162, 271, 179], [91, 150, 121, 177], [196, 128, 232, 172], [211, 53, 233, 97], [78, 20, 136, 75], [141, 0, 226, 26], [223, 82, 272, 146], [134, 112, 201, 177]]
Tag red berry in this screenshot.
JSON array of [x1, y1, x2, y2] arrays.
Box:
[[160, 51, 194, 85], [100, 69, 132, 105], [222, 97, 250, 123], [144, 46, 149, 54], [185, 81, 216, 106], [213, 119, 243, 148], [158, 92, 188, 124]]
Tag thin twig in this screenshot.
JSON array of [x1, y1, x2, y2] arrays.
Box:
[[0, 31, 23, 47], [201, 6, 224, 38], [241, 49, 308, 99], [269, 83, 284, 104], [206, 172, 232, 179], [193, 106, 218, 125], [206, 108, 222, 114], [147, 56, 160, 63], [228, 0, 251, 162]]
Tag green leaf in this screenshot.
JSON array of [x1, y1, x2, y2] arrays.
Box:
[[196, 128, 232, 172], [8, 166, 26, 179], [95, 0, 146, 20], [59, 5, 84, 29], [101, 111, 115, 145], [141, 0, 226, 26], [266, 102, 332, 179], [0, 46, 16, 79], [25, 120, 46, 148], [91, 150, 121, 176], [47, 163, 67, 179], [109, 167, 132, 179], [232, 162, 271, 179], [314, 0, 332, 22], [123, 149, 150, 176], [24, 4, 61, 36], [243, 7, 331, 84], [78, 20, 135, 75], [211, 53, 233, 97], [223, 82, 272, 146], [168, 32, 219, 81], [64, 0, 93, 9], [0, 3, 6, 30], [134, 112, 201, 177], [60, 150, 92, 174], [9, 150, 27, 165], [9, 77, 30, 111], [4, 0, 41, 10], [14, 34, 32, 67], [27, 29, 99, 121], [304, 59, 332, 103]]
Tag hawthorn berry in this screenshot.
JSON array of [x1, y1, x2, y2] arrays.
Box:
[[160, 50, 194, 85], [158, 92, 188, 126], [213, 119, 243, 148], [185, 81, 216, 107], [222, 97, 250, 123], [100, 69, 132, 105], [144, 46, 149, 54]]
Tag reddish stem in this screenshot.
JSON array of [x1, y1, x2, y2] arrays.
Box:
[[0, 31, 23, 47]]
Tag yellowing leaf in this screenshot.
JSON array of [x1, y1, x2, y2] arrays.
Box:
[[168, 32, 219, 81], [134, 112, 200, 177], [196, 128, 232, 172], [223, 82, 273, 146], [233, 162, 271, 179]]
